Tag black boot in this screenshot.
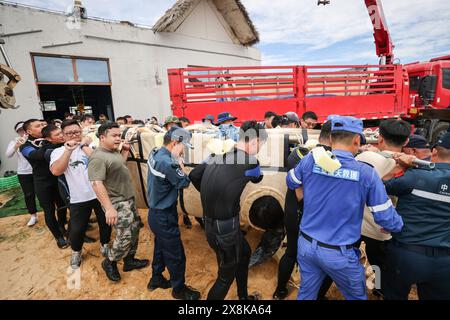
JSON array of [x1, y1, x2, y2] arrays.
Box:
[[59, 226, 69, 240], [83, 235, 96, 243], [147, 275, 171, 291], [183, 214, 192, 229], [272, 287, 289, 300], [240, 293, 260, 300], [123, 256, 149, 272], [56, 237, 69, 249], [172, 285, 201, 300], [102, 258, 121, 282]]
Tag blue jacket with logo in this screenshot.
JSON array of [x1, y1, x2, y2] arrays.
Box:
[[385, 163, 450, 249], [147, 147, 190, 210], [286, 149, 403, 246]]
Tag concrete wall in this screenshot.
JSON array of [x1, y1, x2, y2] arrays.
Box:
[[0, 1, 260, 173]]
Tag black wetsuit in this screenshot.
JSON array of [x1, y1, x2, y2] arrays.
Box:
[[189, 148, 263, 300], [276, 145, 333, 299], [20, 139, 67, 240]]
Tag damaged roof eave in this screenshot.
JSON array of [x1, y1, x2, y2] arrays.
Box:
[[152, 0, 259, 46]]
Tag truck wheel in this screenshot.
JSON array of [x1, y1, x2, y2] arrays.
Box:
[[431, 122, 449, 145]]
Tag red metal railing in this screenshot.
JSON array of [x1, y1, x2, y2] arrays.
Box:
[[168, 64, 407, 122]]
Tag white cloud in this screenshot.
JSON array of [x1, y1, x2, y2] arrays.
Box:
[[9, 0, 176, 26], [8, 0, 450, 64], [242, 0, 450, 63]]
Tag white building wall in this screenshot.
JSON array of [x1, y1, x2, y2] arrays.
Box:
[[0, 2, 260, 173]]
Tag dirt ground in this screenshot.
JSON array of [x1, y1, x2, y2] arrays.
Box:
[[0, 210, 417, 300]]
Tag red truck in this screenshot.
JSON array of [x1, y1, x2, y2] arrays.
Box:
[[168, 0, 450, 143]]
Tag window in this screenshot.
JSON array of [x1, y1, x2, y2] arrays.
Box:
[[34, 56, 74, 82], [409, 76, 421, 91], [76, 59, 109, 83], [442, 68, 450, 90], [33, 55, 110, 84]]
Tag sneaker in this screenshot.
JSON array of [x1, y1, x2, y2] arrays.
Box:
[[172, 285, 201, 300], [100, 244, 109, 258], [27, 214, 38, 227], [70, 251, 82, 269], [273, 287, 289, 300], [56, 237, 69, 249], [147, 275, 171, 291]]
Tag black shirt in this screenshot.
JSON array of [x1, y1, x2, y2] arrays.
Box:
[[20, 139, 62, 182], [189, 148, 263, 220]]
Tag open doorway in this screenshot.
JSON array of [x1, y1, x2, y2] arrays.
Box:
[[31, 53, 114, 121], [39, 85, 114, 121]]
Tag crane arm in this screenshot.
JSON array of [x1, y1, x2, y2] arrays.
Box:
[[318, 0, 395, 65], [364, 0, 394, 64]]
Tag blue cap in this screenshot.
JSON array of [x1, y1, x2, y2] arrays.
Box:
[[327, 115, 366, 143], [202, 114, 215, 123], [405, 134, 429, 149], [164, 126, 194, 149], [435, 132, 450, 149]]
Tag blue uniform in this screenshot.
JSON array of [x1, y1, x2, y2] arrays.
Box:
[[147, 147, 190, 292], [382, 164, 450, 300], [286, 149, 403, 300], [147, 147, 190, 210]]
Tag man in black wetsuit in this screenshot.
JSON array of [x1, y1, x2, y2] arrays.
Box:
[[189, 120, 268, 300], [20, 121, 69, 248], [273, 121, 334, 300]]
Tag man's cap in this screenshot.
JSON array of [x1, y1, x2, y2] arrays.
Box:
[[202, 114, 215, 123], [216, 112, 237, 124], [405, 134, 430, 149], [328, 115, 366, 144], [164, 115, 181, 126], [435, 132, 450, 149], [164, 126, 194, 149], [284, 111, 300, 124], [14, 122, 24, 132]]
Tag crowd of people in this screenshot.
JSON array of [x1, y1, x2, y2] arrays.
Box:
[[3, 109, 450, 300]]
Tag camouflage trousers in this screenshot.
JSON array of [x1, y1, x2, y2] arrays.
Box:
[[107, 197, 141, 262]]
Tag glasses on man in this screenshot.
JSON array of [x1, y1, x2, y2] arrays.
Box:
[[64, 130, 82, 137]]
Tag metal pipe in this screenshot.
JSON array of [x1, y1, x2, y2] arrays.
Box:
[[378, 152, 435, 169], [0, 40, 13, 68]]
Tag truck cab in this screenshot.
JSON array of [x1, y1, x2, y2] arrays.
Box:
[[406, 55, 450, 110], [405, 55, 450, 143]]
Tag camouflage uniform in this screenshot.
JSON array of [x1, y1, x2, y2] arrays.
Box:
[[107, 197, 141, 261]]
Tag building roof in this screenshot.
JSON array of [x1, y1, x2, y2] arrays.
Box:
[[152, 0, 259, 46]]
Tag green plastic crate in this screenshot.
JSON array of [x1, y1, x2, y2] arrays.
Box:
[[0, 175, 20, 191]]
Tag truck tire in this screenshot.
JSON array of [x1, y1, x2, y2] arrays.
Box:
[[431, 122, 449, 145]]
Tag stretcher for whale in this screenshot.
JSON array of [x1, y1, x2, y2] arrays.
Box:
[[121, 124, 320, 267], [82, 124, 384, 270]]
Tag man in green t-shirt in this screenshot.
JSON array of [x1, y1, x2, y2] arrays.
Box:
[[88, 122, 149, 282]]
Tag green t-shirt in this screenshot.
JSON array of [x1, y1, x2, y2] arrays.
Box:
[[88, 147, 135, 204]]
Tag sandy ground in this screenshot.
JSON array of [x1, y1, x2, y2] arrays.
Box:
[[0, 210, 417, 300]]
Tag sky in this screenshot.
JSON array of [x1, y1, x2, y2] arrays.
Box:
[[9, 0, 450, 66]]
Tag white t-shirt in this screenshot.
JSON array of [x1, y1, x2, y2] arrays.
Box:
[[50, 146, 97, 204], [6, 140, 33, 175]]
